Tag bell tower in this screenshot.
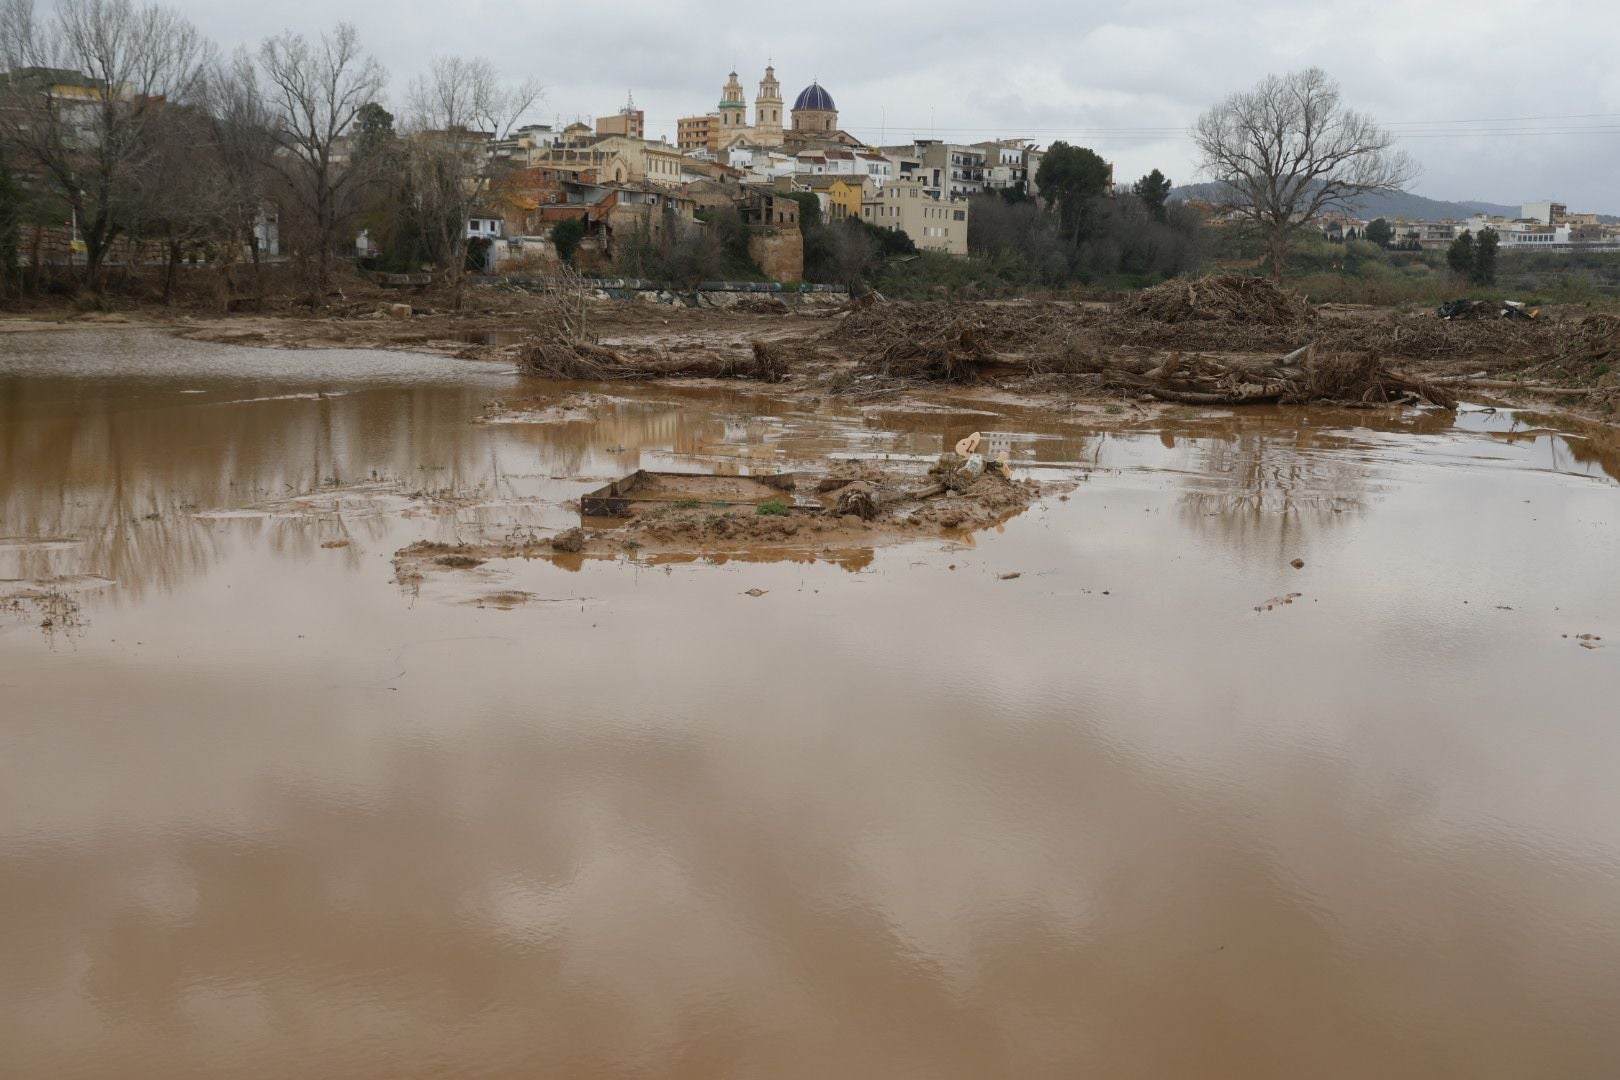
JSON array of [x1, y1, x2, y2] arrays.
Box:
[[753, 64, 784, 148], [719, 70, 747, 135]]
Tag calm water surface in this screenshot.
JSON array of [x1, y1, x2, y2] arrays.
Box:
[[3, 329, 1619, 1078]]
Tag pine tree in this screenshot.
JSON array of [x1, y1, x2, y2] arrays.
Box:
[[1447, 230, 1475, 279], [1471, 228, 1499, 285], [1132, 169, 1172, 221]]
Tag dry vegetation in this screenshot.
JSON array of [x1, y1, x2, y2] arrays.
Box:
[[1118, 274, 1317, 325], [807, 274, 1617, 414], [25, 267, 1612, 418]]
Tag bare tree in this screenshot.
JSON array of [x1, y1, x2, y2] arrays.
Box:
[[201, 48, 277, 306], [412, 55, 539, 142], [0, 0, 209, 288], [126, 98, 220, 300], [257, 22, 384, 299], [403, 55, 540, 306], [656, 209, 719, 293], [1192, 68, 1414, 280]]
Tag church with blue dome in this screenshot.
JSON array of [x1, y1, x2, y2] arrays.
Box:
[[699, 67, 850, 153], [791, 82, 838, 134]]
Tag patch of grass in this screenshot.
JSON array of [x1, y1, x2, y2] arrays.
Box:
[[755, 499, 789, 517], [1594, 362, 1611, 378], [672, 498, 700, 509]]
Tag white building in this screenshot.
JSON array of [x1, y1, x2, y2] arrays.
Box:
[[975, 139, 1044, 198], [793, 148, 894, 186]]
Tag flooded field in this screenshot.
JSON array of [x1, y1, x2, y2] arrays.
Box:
[[3, 329, 1620, 1078]]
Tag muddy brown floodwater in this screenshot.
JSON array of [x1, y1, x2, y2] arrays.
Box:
[[3, 329, 1620, 1079]]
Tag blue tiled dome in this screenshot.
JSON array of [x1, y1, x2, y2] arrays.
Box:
[[793, 83, 836, 112]]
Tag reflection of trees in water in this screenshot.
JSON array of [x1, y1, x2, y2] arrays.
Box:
[[0, 380, 497, 598], [1484, 411, 1620, 484], [1162, 414, 1396, 556]]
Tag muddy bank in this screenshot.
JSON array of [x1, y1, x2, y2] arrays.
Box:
[[485, 278, 1619, 420], [391, 456, 1052, 583], [12, 273, 1617, 425]]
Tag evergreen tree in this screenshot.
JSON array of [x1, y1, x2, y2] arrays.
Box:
[[1035, 142, 1112, 244], [353, 102, 397, 160], [1471, 227, 1499, 285], [550, 217, 586, 265], [1131, 168, 1172, 221], [1365, 217, 1394, 247], [1447, 230, 1475, 278]]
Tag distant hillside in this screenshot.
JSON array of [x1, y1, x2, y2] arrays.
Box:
[[1170, 183, 1519, 222]]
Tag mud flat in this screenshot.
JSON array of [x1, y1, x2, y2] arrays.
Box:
[[390, 455, 1052, 583], [13, 270, 1610, 432]]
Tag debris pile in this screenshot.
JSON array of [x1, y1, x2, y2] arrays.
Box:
[[1117, 274, 1316, 325], [1438, 299, 1541, 321], [862, 312, 997, 383], [1100, 345, 1457, 409], [518, 318, 786, 383], [392, 453, 1052, 576], [826, 301, 1085, 385], [517, 298, 638, 378], [1290, 349, 1458, 409], [1554, 313, 1620, 366], [735, 296, 790, 315]]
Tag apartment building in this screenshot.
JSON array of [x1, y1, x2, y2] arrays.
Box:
[[677, 114, 718, 153], [877, 141, 986, 199], [975, 139, 1043, 198], [595, 94, 645, 141], [861, 176, 969, 255]]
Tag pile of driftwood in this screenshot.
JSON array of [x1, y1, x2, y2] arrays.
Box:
[[828, 301, 1081, 384], [517, 280, 786, 381], [862, 314, 997, 383], [1100, 305, 1557, 362], [1101, 345, 1458, 410], [519, 331, 786, 382], [1117, 274, 1316, 325], [1555, 313, 1620, 365]]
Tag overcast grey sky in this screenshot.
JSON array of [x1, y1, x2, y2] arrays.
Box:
[[167, 0, 1620, 212]]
